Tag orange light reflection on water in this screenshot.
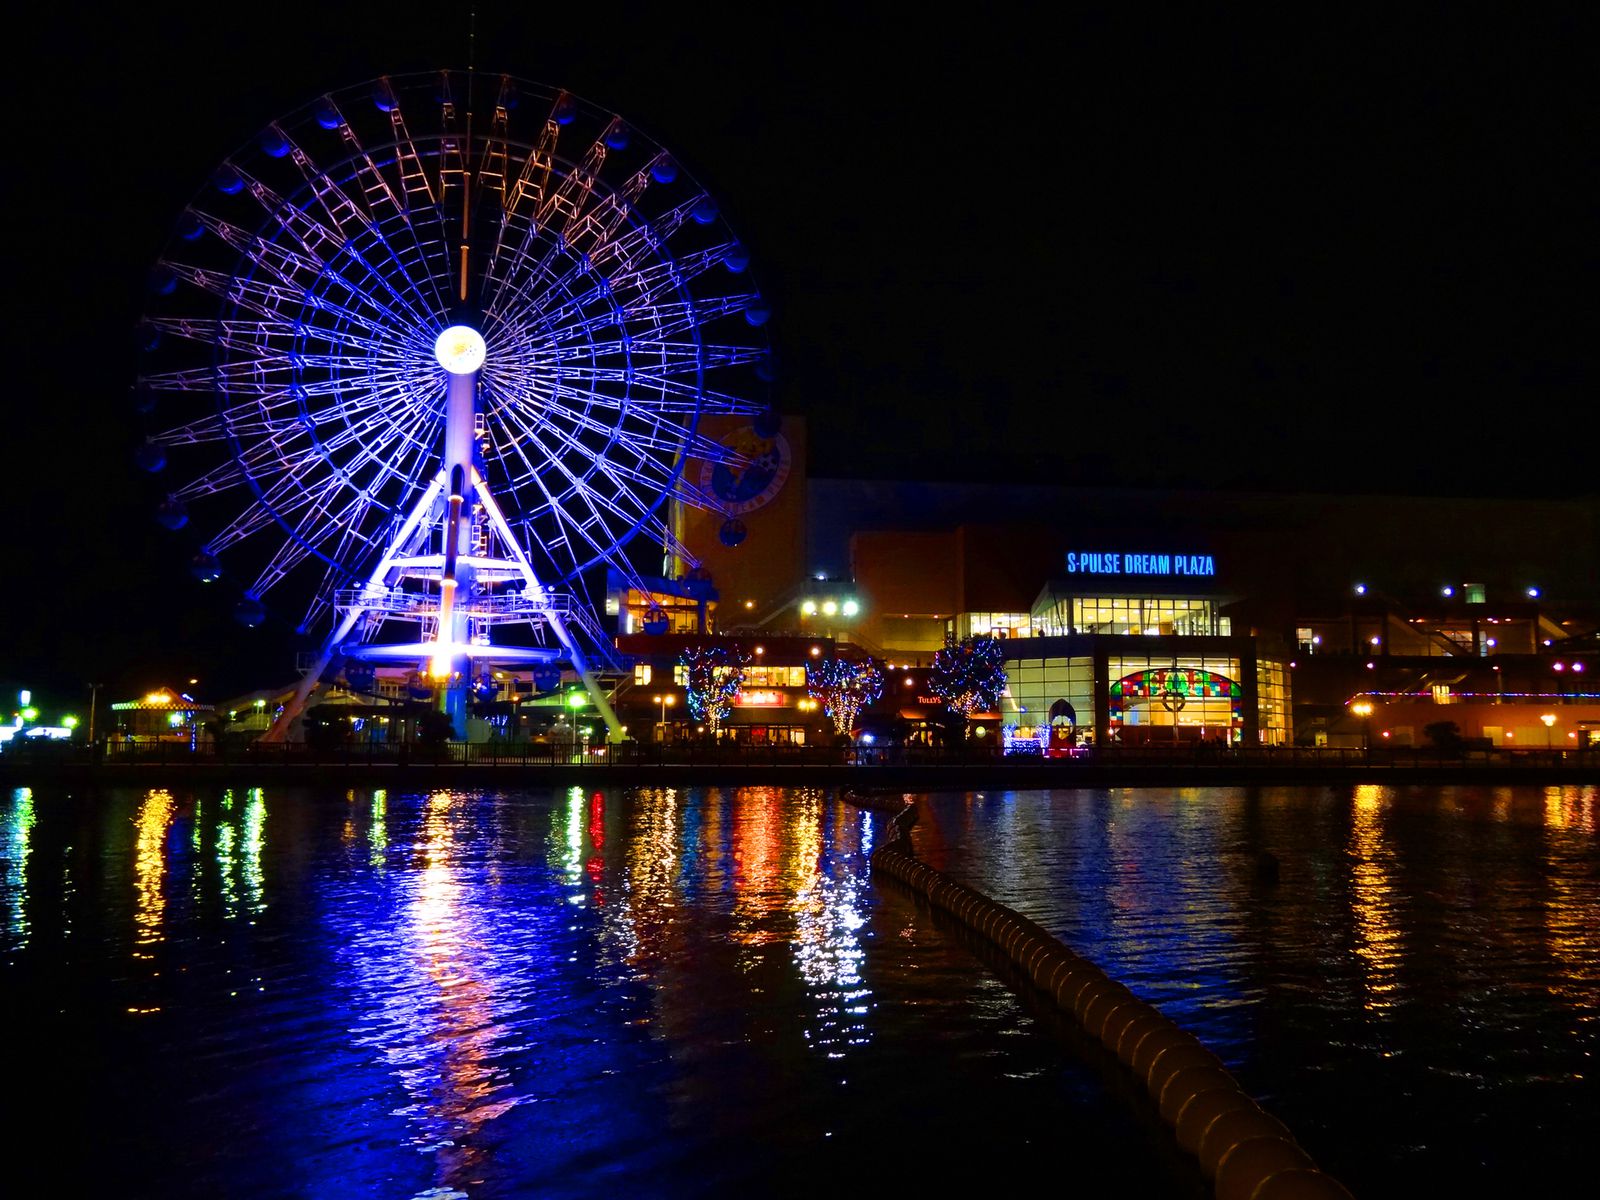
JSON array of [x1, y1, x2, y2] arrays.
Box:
[[390, 790, 519, 1186], [133, 788, 176, 959], [1349, 784, 1401, 1014], [1543, 786, 1600, 1008]]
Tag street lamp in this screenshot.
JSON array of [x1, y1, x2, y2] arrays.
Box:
[[1350, 700, 1374, 756], [87, 682, 104, 747], [1540, 712, 1556, 750], [653, 693, 676, 739]]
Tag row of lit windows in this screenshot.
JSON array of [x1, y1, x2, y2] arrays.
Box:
[[955, 612, 1032, 639], [634, 663, 807, 689], [1255, 659, 1291, 745], [1031, 597, 1229, 638]]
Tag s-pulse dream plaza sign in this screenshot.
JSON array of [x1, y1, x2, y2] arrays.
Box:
[[1066, 552, 1216, 577]]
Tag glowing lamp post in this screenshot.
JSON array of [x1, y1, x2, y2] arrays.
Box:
[[1350, 700, 1374, 756], [1540, 712, 1556, 750], [653, 693, 676, 739]]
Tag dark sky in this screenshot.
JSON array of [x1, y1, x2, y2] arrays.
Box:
[[5, 4, 1597, 705]]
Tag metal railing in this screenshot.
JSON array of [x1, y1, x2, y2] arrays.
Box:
[[2, 739, 1591, 771]]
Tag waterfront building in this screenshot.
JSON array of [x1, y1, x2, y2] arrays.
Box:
[[109, 687, 213, 746], [656, 429, 1598, 749], [215, 408, 1596, 749]]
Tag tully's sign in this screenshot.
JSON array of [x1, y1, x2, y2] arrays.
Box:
[[733, 689, 787, 707], [1066, 552, 1216, 577]]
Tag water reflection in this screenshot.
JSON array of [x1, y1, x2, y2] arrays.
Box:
[[909, 783, 1600, 1196], [790, 800, 873, 1058], [369, 788, 388, 868], [1542, 785, 1600, 1008], [133, 788, 176, 957], [241, 787, 267, 914], [619, 786, 679, 966], [732, 787, 785, 951], [5, 784, 1199, 1198], [340, 790, 522, 1194], [2, 787, 36, 952], [1348, 784, 1401, 1013]]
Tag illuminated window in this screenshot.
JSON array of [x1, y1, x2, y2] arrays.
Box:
[[744, 665, 804, 688], [673, 664, 688, 686], [633, 664, 653, 685]]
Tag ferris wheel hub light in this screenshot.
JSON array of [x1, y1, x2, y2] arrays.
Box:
[[434, 326, 487, 375]]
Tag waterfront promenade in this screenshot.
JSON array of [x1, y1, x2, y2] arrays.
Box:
[[4, 741, 1594, 788]]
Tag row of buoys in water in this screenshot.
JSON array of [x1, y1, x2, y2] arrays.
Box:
[[871, 839, 1354, 1200]]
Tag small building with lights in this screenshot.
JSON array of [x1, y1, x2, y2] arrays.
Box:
[[613, 632, 838, 745], [110, 688, 214, 745]]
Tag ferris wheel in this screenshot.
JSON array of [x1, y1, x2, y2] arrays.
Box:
[[134, 71, 772, 739]]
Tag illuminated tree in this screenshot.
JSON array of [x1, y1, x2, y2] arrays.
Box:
[[806, 656, 885, 736], [928, 634, 1007, 722], [679, 643, 751, 734]]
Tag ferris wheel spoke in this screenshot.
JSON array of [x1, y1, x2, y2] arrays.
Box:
[[553, 337, 767, 374], [160, 261, 395, 338], [308, 392, 443, 486], [140, 356, 426, 399], [169, 459, 250, 502], [551, 372, 761, 417], [517, 405, 673, 512], [142, 316, 404, 357], [498, 406, 647, 557], [532, 121, 610, 242], [250, 465, 408, 601], [280, 115, 457, 324], [476, 78, 523, 193], [485, 199, 716, 336], [631, 375, 765, 416], [633, 294, 764, 342], [486, 127, 641, 292], [671, 473, 738, 514], [180, 208, 406, 330], [203, 497, 282, 553], [559, 153, 657, 258], [501, 100, 565, 222], [526, 284, 757, 356], [375, 80, 440, 211], [225, 168, 436, 326], [323, 101, 460, 320], [220, 389, 436, 521], [528, 386, 736, 468]]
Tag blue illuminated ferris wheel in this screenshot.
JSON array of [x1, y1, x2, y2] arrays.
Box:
[[134, 71, 772, 739]]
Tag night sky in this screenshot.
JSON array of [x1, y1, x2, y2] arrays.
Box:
[[6, 4, 1597, 707]]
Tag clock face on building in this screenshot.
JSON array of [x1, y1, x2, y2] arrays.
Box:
[[699, 426, 791, 515]]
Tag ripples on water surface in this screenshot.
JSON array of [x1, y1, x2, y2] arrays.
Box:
[[911, 784, 1600, 1196], [1, 785, 1181, 1199]]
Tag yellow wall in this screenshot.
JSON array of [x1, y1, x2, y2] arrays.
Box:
[[680, 414, 808, 628]]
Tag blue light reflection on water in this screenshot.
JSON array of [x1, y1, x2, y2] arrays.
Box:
[[1, 785, 1180, 1199], [909, 784, 1600, 1196]]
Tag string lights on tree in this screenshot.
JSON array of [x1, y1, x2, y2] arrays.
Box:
[[805, 656, 884, 735], [928, 634, 1008, 722], [678, 643, 751, 734]]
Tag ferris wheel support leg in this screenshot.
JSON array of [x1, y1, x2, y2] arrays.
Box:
[[558, 626, 626, 743], [259, 474, 448, 743], [264, 647, 339, 743], [472, 475, 626, 743]]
